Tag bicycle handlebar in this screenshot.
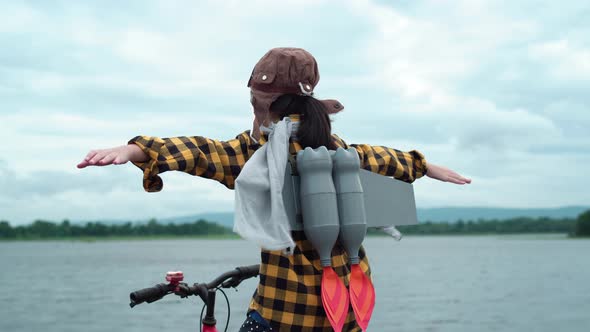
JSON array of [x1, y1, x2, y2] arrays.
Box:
[[129, 264, 260, 308], [129, 283, 174, 307]]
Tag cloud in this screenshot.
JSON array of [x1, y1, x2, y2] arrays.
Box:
[[0, 3, 40, 33], [355, 0, 537, 99], [434, 101, 562, 152], [0, 110, 254, 176], [1, 0, 589, 224], [542, 100, 590, 137], [0, 162, 133, 198], [349, 1, 588, 150], [530, 39, 590, 81], [0, 160, 235, 224]]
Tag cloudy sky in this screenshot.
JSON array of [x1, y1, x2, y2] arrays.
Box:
[[1, 0, 589, 224]]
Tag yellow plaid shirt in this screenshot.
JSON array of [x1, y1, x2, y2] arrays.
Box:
[[129, 120, 427, 331]]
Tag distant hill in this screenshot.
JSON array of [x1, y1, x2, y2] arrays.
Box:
[[146, 206, 589, 227], [416, 206, 588, 222]]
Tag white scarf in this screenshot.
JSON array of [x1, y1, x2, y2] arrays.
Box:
[[233, 117, 299, 253]]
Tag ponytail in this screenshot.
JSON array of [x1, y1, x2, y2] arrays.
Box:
[[270, 94, 334, 149]]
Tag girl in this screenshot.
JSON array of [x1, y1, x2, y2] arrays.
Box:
[[78, 47, 470, 332]]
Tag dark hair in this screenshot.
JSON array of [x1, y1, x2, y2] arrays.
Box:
[[270, 94, 334, 149]]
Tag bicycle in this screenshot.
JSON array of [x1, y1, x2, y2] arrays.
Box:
[[129, 264, 260, 332]]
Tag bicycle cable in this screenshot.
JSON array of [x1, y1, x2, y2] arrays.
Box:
[[198, 287, 230, 332], [218, 287, 230, 332]]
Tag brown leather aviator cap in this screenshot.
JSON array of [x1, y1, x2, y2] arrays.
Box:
[[248, 48, 344, 129]]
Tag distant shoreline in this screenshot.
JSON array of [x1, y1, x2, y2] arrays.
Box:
[[0, 234, 241, 242], [2, 212, 589, 240], [2, 233, 587, 242]]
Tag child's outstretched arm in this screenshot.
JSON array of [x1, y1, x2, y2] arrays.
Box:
[[345, 142, 428, 183], [77, 132, 257, 192], [333, 135, 470, 185]]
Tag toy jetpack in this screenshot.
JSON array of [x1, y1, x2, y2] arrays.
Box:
[[282, 146, 418, 332]]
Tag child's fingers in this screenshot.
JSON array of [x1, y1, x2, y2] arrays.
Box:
[[113, 156, 128, 165], [80, 147, 128, 168], [99, 152, 118, 165], [88, 151, 110, 164], [453, 173, 471, 183], [448, 178, 466, 185], [448, 174, 471, 185], [85, 150, 98, 161]]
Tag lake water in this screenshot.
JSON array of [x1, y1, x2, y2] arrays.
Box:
[[1, 235, 589, 332]]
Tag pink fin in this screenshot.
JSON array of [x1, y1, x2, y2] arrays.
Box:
[[349, 264, 375, 331], [321, 267, 349, 332]]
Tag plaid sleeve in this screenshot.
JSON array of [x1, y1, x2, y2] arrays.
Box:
[[332, 134, 428, 183], [127, 131, 257, 192]]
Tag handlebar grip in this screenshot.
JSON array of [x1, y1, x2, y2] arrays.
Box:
[[220, 265, 260, 289], [236, 265, 260, 279], [129, 283, 171, 307]]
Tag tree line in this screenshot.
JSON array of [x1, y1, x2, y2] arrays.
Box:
[[395, 217, 577, 235], [394, 210, 590, 237], [1, 210, 589, 240], [0, 219, 232, 239]]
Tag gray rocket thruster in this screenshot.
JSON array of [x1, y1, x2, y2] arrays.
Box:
[[284, 146, 418, 266]]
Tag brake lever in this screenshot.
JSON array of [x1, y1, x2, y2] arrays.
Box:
[[221, 276, 241, 289]]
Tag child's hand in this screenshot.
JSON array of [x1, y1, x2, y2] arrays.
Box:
[[426, 163, 472, 185], [77, 144, 147, 168]]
